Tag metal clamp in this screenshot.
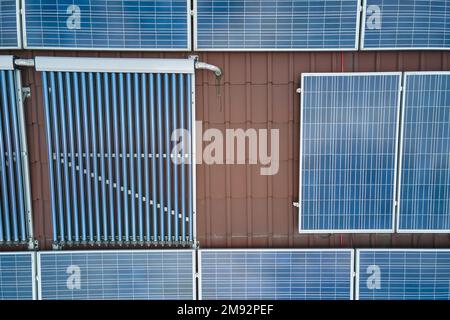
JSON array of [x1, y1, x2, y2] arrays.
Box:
[[22, 87, 31, 100]]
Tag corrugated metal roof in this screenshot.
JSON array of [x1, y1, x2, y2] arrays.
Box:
[[2, 49, 450, 250]]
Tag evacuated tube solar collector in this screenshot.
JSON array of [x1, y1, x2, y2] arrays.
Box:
[[0, 55, 34, 248], [35, 56, 197, 248]]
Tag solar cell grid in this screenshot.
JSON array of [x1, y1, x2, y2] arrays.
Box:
[[299, 73, 402, 233], [195, 0, 360, 50], [0, 0, 20, 48], [0, 252, 35, 300], [199, 249, 354, 300], [24, 0, 190, 50], [357, 249, 450, 300], [362, 0, 450, 50], [38, 250, 196, 300], [398, 72, 450, 232]]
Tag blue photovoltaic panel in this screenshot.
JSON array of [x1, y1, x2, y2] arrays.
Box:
[[199, 249, 354, 300], [38, 250, 195, 300], [0, 252, 35, 300], [362, 0, 450, 50], [357, 249, 450, 300], [398, 72, 450, 232], [24, 0, 190, 50], [299, 73, 401, 232], [195, 0, 360, 50], [0, 0, 19, 48]]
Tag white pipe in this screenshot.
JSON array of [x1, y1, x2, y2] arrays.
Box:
[[195, 61, 222, 77], [14, 69, 35, 249], [14, 59, 35, 67]]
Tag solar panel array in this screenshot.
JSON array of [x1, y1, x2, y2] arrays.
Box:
[[38, 250, 195, 300], [0, 0, 448, 50], [2, 249, 450, 300], [0, 252, 35, 300], [0, 0, 19, 48], [362, 0, 450, 50], [24, 0, 190, 50], [357, 249, 450, 300], [398, 72, 450, 232], [199, 249, 354, 300], [195, 0, 360, 50], [299, 73, 401, 233]]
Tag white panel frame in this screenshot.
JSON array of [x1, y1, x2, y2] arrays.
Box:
[[360, 0, 450, 51], [198, 249, 355, 300], [397, 71, 450, 233], [298, 72, 402, 234], [0, 55, 14, 70], [355, 248, 450, 300], [32, 252, 37, 300], [193, 0, 361, 51], [0, 0, 21, 49], [36, 252, 41, 300], [191, 249, 197, 300], [34, 56, 196, 74], [21, 0, 191, 51], [198, 250, 203, 300], [37, 249, 196, 300], [0, 251, 36, 300], [14, 68, 35, 249], [191, 72, 197, 245]]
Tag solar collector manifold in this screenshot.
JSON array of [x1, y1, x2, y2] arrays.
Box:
[[36, 57, 196, 248]]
